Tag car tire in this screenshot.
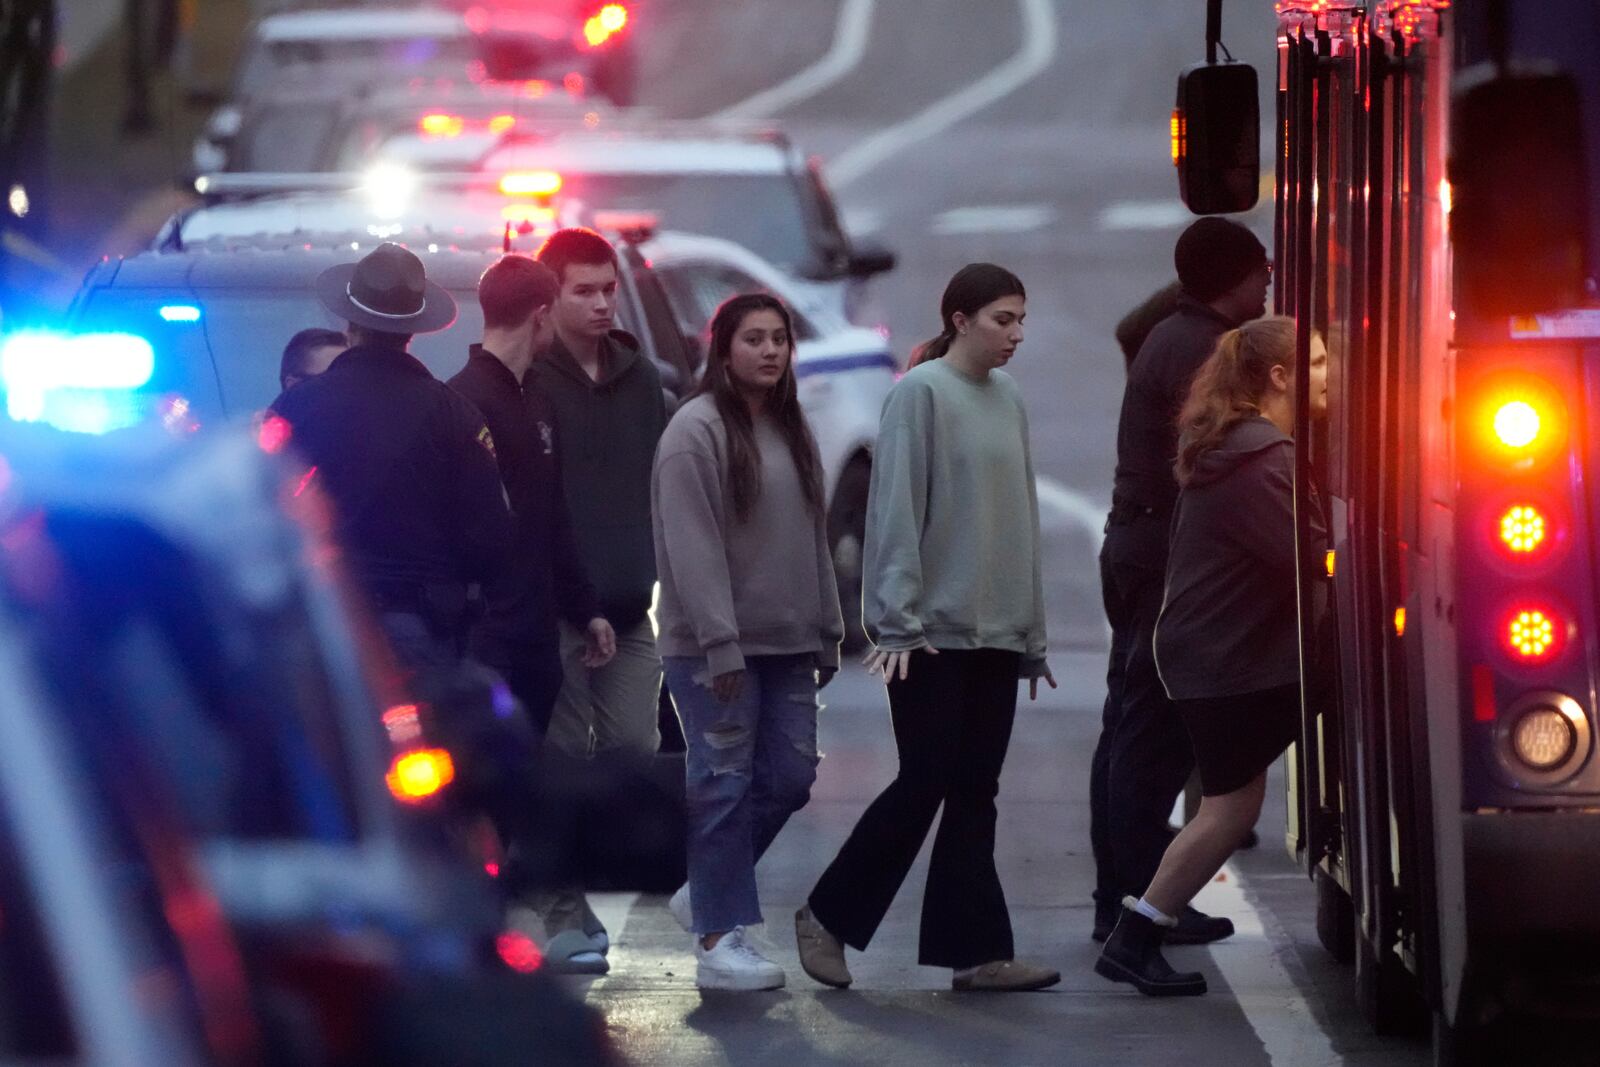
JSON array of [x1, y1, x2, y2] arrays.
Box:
[[1314, 867, 1356, 964], [828, 455, 871, 654]]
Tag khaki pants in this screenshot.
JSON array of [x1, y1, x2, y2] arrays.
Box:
[[546, 617, 662, 759]]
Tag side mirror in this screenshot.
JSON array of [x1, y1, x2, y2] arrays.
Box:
[[1174, 61, 1260, 215], [1450, 65, 1589, 318], [846, 243, 897, 278]]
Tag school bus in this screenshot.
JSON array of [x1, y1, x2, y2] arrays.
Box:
[[1176, 2, 1600, 1062]]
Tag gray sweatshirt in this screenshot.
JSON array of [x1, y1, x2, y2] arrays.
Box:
[[864, 358, 1049, 678], [652, 394, 844, 678]]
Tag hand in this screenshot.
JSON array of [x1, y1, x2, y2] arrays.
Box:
[[816, 665, 837, 690], [712, 669, 746, 704], [863, 643, 936, 681], [582, 617, 616, 668], [1028, 665, 1058, 701]]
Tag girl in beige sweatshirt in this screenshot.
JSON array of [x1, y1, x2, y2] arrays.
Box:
[[652, 293, 843, 992]]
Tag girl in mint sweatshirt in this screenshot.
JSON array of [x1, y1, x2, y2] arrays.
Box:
[[798, 264, 1058, 994]]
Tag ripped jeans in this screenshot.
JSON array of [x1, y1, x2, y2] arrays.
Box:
[[663, 653, 821, 934]]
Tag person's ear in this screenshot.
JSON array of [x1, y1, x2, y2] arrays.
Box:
[[1269, 363, 1292, 391], [951, 311, 970, 336]]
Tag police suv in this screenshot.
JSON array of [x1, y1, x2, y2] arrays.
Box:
[[63, 176, 894, 641]]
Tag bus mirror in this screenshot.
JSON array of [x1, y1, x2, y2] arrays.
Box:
[[1174, 61, 1260, 215], [1450, 67, 1589, 317]]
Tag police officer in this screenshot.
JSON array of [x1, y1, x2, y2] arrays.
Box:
[[1090, 217, 1271, 945], [271, 242, 512, 674]]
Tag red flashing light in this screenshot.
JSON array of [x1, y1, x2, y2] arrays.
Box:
[[488, 113, 516, 135], [257, 414, 291, 454], [1497, 503, 1549, 557], [381, 703, 423, 744], [583, 4, 628, 47], [496, 931, 543, 973]]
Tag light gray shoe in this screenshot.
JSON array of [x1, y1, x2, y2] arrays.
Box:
[[543, 929, 610, 975], [951, 959, 1059, 992], [794, 906, 852, 988]]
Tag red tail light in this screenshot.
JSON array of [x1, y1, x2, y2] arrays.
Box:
[[500, 170, 563, 197], [1503, 605, 1565, 664]]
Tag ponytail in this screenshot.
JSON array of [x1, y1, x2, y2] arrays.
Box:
[[909, 263, 1026, 369], [1174, 316, 1296, 486]]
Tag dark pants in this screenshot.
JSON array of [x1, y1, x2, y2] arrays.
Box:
[[1090, 518, 1196, 920], [809, 648, 1020, 970], [468, 631, 565, 743]]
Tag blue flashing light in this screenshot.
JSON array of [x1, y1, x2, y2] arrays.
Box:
[[159, 304, 202, 323], [1, 331, 156, 434]]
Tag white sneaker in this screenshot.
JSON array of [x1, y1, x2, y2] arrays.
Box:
[[668, 884, 693, 932], [695, 927, 785, 991]]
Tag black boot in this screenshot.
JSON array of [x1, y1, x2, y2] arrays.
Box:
[[1166, 905, 1235, 945], [1094, 901, 1207, 997]]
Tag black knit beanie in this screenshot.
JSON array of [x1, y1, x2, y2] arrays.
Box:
[[1174, 217, 1267, 304]]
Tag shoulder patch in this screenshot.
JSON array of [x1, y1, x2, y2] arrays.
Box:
[[476, 426, 497, 458]]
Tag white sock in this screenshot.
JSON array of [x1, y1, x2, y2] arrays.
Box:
[[1128, 895, 1177, 926]]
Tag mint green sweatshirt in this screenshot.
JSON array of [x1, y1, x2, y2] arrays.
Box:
[[864, 358, 1049, 679]]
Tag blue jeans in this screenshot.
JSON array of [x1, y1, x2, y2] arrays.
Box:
[[663, 653, 821, 934]]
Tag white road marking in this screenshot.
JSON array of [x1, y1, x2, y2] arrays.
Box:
[[706, 0, 878, 121], [827, 0, 1059, 189], [1098, 200, 1196, 231], [1193, 864, 1344, 1067], [1035, 474, 1105, 549], [931, 203, 1057, 235]]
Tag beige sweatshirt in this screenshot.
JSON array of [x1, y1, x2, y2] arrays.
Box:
[[864, 358, 1048, 679], [652, 395, 844, 677]]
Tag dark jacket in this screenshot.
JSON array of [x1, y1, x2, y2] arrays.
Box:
[[1154, 416, 1314, 699], [270, 342, 512, 596], [1114, 281, 1184, 372], [1111, 294, 1239, 525], [526, 329, 667, 629], [449, 345, 601, 644]]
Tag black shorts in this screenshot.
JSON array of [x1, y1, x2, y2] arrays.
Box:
[[1175, 684, 1301, 797]]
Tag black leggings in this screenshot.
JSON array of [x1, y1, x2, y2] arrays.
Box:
[[808, 647, 1020, 969]]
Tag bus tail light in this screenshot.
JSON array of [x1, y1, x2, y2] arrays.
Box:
[[1502, 604, 1566, 664], [1510, 706, 1577, 770], [1472, 373, 1567, 468], [583, 4, 628, 47], [1496, 502, 1553, 558]]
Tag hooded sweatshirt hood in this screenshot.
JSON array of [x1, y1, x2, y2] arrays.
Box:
[[1154, 414, 1319, 700], [544, 329, 644, 390], [1184, 415, 1291, 487]]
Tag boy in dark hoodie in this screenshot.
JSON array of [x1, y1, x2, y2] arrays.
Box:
[[526, 227, 668, 971]]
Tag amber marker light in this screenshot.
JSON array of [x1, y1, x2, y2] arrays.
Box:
[[499, 170, 563, 197], [386, 749, 455, 803], [419, 113, 464, 138]]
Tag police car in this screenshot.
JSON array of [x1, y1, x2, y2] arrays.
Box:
[[475, 121, 897, 325], [81, 174, 893, 643], [207, 79, 609, 175], [195, 4, 637, 172]]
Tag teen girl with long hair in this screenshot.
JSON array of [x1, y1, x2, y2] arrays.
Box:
[[794, 263, 1059, 993], [1095, 315, 1328, 997], [652, 292, 843, 991]]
